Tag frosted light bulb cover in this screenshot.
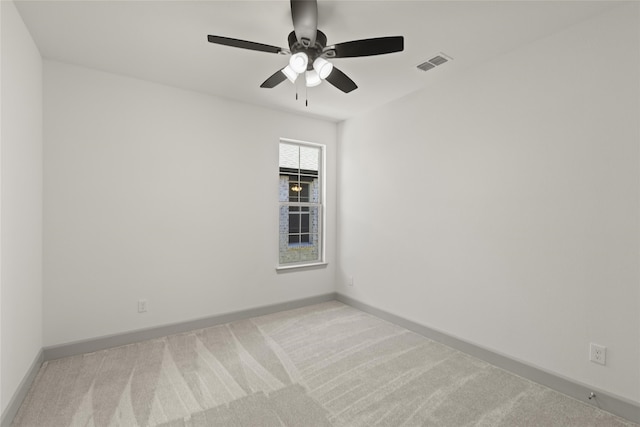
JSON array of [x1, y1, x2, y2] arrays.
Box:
[[305, 70, 322, 87], [282, 65, 298, 83], [289, 52, 309, 74], [313, 57, 334, 80]]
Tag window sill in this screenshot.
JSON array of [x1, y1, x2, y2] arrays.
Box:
[[276, 262, 328, 272]]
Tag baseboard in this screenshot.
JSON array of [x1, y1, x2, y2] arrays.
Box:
[[335, 293, 640, 425], [6, 293, 638, 426], [43, 292, 337, 360], [3, 293, 335, 426], [0, 293, 335, 427], [0, 349, 44, 427]]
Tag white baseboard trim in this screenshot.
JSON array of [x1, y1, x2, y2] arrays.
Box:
[[335, 293, 640, 425], [0, 349, 44, 427]]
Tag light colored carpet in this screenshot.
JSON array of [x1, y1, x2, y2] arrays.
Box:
[[12, 301, 637, 426]]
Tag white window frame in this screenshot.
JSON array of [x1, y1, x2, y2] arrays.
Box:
[[277, 138, 327, 271]]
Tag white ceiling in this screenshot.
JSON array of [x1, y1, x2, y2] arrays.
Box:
[[15, 0, 619, 122]]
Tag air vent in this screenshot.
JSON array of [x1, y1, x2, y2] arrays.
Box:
[[429, 55, 448, 66], [417, 61, 435, 72], [417, 53, 452, 72]]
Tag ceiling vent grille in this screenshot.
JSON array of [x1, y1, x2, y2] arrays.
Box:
[[417, 62, 435, 72], [417, 53, 452, 72]]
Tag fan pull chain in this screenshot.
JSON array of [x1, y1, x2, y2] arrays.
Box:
[[305, 85, 308, 107]]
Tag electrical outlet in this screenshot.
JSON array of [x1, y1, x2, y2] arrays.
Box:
[[138, 299, 148, 313], [589, 343, 606, 365], [347, 276, 354, 287]]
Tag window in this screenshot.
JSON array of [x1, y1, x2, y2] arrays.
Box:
[[279, 140, 324, 267]]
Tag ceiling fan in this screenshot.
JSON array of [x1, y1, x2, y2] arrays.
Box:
[[207, 0, 404, 94]]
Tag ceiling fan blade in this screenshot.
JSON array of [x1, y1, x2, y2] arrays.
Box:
[[260, 69, 288, 88], [325, 67, 357, 93], [328, 36, 404, 58], [290, 0, 317, 47], [207, 35, 287, 54]]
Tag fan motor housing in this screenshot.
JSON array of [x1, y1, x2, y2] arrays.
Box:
[[288, 30, 328, 70]]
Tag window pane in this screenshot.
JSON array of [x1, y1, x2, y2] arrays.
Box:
[[279, 206, 289, 240], [288, 181, 310, 202], [279, 176, 289, 203], [289, 212, 300, 233], [279, 143, 299, 169], [307, 206, 319, 235], [300, 146, 319, 171], [308, 178, 319, 203], [298, 234, 319, 262], [300, 213, 310, 233]]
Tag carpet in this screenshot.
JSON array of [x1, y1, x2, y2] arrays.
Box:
[[12, 301, 637, 426]]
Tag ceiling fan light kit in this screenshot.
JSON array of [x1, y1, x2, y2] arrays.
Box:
[[207, 0, 404, 96], [313, 57, 333, 80], [282, 65, 299, 83], [289, 52, 309, 74], [305, 70, 322, 87]]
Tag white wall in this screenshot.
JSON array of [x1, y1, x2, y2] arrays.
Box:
[[337, 4, 639, 403], [43, 61, 337, 347], [0, 0, 43, 414]]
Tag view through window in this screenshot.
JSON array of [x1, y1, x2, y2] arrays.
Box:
[[279, 141, 323, 266]]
